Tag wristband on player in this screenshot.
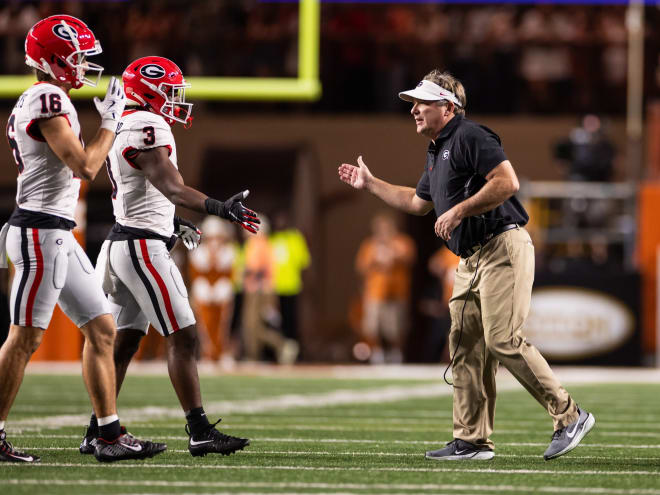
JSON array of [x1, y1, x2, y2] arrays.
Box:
[[205, 191, 260, 234]]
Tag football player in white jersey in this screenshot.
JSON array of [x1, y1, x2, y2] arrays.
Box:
[[0, 15, 166, 463], [79, 56, 258, 457]]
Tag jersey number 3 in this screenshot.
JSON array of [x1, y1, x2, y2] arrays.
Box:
[[143, 126, 155, 145]]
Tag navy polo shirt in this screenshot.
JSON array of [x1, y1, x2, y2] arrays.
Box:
[[415, 114, 529, 257]]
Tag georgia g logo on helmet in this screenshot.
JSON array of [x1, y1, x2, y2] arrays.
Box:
[[140, 64, 166, 79], [52, 23, 78, 41]]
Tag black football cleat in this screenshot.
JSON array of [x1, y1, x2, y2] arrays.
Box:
[[81, 425, 136, 455], [0, 430, 40, 463], [94, 431, 167, 463], [186, 419, 249, 457], [79, 427, 97, 455]]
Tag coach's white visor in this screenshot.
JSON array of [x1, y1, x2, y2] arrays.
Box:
[[399, 80, 462, 107]]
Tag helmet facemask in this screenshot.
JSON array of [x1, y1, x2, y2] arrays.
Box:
[[66, 45, 103, 87], [59, 20, 103, 88], [140, 78, 193, 125]]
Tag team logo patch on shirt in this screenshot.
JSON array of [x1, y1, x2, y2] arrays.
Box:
[[442, 150, 450, 160]]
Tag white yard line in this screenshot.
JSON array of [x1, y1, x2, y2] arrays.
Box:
[[114, 493, 476, 495], [19, 447, 660, 462], [129, 416, 660, 429], [23, 362, 660, 383], [6, 479, 660, 495], [110, 492, 483, 495], [13, 433, 660, 449], [113, 423, 660, 438], [11, 462, 660, 476]]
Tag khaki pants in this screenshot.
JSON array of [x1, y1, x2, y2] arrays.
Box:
[[448, 226, 578, 449]]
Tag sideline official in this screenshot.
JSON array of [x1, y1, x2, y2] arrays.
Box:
[[338, 70, 595, 461]]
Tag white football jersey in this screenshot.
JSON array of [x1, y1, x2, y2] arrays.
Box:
[[6, 82, 82, 220], [107, 109, 177, 237]]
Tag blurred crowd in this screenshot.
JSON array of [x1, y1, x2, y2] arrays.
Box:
[[351, 213, 458, 364], [1, 1, 659, 114]]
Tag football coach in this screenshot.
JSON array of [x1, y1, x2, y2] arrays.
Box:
[[338, 70, 594, 461]]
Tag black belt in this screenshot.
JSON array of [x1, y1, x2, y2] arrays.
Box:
[[107, 223, 178, 251], [461, 223, 519, 258], [8, 207, 76, 231]]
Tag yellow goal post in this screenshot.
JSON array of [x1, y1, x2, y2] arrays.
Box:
[[0, 0, 321, 102]]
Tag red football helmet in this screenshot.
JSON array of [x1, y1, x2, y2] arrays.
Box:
[[25, 15, 103, 89], [122, 56, 192, 126]]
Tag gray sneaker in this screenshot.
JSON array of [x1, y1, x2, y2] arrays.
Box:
[[544, 407, 595, 460], [425, 439, 494, 461]]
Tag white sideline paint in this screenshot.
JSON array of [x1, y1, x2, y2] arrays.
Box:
[[106, 492, 475, 495], [14, 462, 660, 476], [13, 433, 660, 449], [17, 447, 660, 462], [6, 479, 660, 495], [98, 493, 475, 495], [112, 423, 660, 438], [23, 362, 660, 383]]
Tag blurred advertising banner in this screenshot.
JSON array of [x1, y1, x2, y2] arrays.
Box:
[[524, 271, 642, 366]]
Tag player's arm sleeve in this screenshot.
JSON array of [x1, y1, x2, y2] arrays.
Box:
[[26, 85, 71, 140], [464, 127, 508, 177]]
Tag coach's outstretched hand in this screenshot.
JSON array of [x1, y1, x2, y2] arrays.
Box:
[[338, 155, 373, 190], [205, 190, 260, 234]]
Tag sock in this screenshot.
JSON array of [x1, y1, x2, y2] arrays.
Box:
[[0, 420, 5, 431], [98, 414, 121, 441], [85, 413, 98, 437], [185, 407, 210, 437]]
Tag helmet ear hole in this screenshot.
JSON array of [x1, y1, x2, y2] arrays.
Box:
[[143, 93, 155, 100], [55, 58, 67, 68]]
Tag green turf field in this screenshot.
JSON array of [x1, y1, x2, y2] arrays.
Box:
[[1, 371, 659, 494]]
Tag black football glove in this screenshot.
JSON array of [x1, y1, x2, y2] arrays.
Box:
[[205, 190, 260, 234], [173, 215, 202, 250]]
